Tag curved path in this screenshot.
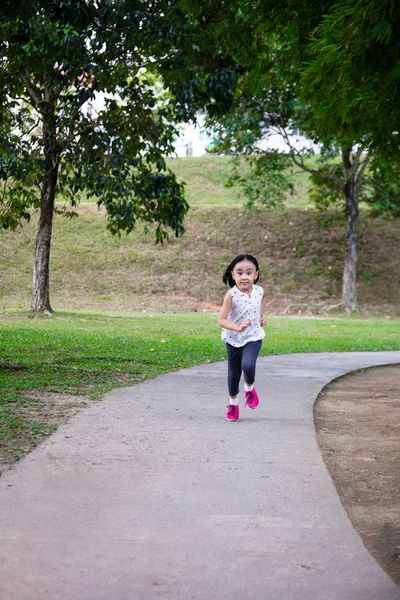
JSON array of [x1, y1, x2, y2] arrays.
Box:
[[1, 352, 400, 600]]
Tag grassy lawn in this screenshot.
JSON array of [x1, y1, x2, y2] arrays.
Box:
[[3, 156, 398, 317], [1, 309, 399, 471], [2, 204, 399, 316], [165, 155, 344, 209], [165, 155, 317, 208], [70, 155, 315, 207]]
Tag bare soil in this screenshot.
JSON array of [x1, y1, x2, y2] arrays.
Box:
[[314, 364, 400, 586]]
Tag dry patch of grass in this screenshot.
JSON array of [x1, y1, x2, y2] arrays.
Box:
[[0, 384, 94, 475]]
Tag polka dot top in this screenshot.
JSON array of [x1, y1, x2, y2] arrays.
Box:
[[221, 284, 266, 347]]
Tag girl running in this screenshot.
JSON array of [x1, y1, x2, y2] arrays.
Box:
[[218, 254, 266, 421]]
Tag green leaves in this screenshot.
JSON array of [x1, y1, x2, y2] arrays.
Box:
[[0, 0, 192, 240], [309, 163, 345, 211], [0, 134, 41, 230], [363, 159, 400, 216], [300, 0, 400, 156], [227, 152, 293, 210]]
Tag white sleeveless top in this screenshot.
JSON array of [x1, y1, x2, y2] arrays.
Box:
[[221, 284, 266, 347]]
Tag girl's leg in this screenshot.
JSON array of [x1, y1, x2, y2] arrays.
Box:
[[226, 344, 243, 421], [241, 340, 262, 386], [242, 341, 262, 409], [226, 343, 243, 402]]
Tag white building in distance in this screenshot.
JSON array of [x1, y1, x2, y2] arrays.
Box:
[[172, 110, 319, 157]]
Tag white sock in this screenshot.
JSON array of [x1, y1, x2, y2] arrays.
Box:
[[229, 397, 238, 406], [244, 383, 254, 392]]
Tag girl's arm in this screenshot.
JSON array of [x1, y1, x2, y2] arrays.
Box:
[[218, 292, 250, 332], [260, 290, 266, 327]]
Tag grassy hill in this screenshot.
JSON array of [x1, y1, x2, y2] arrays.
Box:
[[1, 156, 399, 316]]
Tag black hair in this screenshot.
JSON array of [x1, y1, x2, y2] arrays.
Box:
[[222, 254, 260, 288]]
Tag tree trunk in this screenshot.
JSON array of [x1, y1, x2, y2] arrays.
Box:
[[30, 117, 59, 313], [341, 147, 359, 312]]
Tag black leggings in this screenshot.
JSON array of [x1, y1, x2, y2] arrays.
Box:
[[226, 340, 262, 397]]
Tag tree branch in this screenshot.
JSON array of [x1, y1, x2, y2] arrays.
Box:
[[25, 119, 41, 136], [44, 73, 63, 104], [23, 70, 42, 105], [356, 156, 370, 183], [342, 145, 370, 183], [15, 96, 38, 111], [342, 146, 352, 171], [350, 146, 363, 175], [278, 125, 345, 189], [64, 92, 95, 142]]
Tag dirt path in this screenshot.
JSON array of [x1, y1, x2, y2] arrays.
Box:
[[315, 364, 400, 586]]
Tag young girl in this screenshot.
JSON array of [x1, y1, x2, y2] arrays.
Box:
[[218, 254, 266, 421]]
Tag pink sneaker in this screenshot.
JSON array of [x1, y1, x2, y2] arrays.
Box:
[[226, 404, 239, 421], [245, 388, 259, 409]]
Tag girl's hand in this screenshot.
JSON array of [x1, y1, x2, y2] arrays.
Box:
[[237, 319, 251, 331], [260, 317, 266, 327]]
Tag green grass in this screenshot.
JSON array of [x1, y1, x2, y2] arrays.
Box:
[[1, 310, 399, 470], [164, 155, 342, 209], [165, 155, 318, 208], [164, 154, 375, 210], [2, 156, 399, 317], [166, 156, 243, 206], [2, 204, 399, 316], [71, 156, 243, 206], [71, 155, 314, 207], [1, 156, 400, 471]]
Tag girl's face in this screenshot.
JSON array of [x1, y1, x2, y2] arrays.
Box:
[[231, 260, 259, 293]]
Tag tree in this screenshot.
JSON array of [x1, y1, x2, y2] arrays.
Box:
[[0, 0, 190, 313], [205, 77, 373, 310], [179, 0, 400, 311]]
